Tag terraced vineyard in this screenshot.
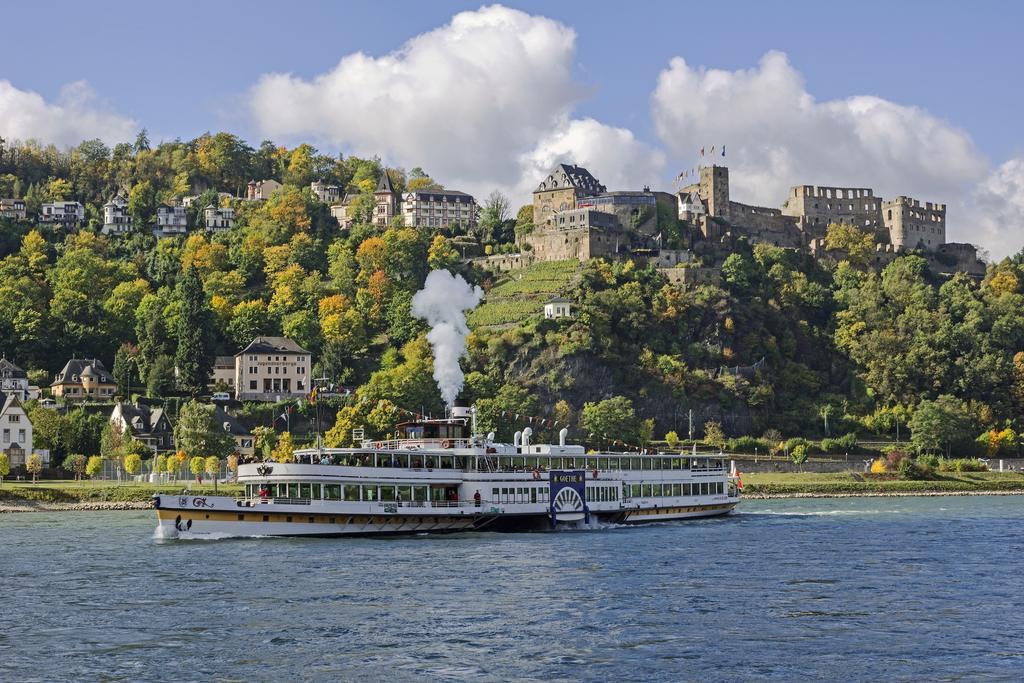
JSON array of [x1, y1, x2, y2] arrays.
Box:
[[469, 259, 581, 328]]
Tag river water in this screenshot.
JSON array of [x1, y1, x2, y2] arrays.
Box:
[[1, 496, 1022, 681]]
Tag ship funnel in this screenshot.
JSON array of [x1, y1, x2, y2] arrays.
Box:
[[451, 397, 471, 420], [514, 431, 522, 448], [559, 428, 568, 446], [522, 427, 533, 449]]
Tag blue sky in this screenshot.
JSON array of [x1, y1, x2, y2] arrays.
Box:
[[2, 1, 1023, 255], [1, 0, 1019, 159]]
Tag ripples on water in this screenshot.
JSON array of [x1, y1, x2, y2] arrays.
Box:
[[2, 496, 1023, 681]]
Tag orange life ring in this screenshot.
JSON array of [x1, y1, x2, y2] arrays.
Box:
[[592, 469, 599, 479], [375, 441, 383, 449], [442, 440, 452, 449], [532, 468, 540, 480]]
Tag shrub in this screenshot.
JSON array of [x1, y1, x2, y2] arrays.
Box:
[[726, 436, 769, 453], [790, 444, 808, 466], [938, 458, 988, 473], [784, 437, 817, 455], [916, 454, 940, 470]]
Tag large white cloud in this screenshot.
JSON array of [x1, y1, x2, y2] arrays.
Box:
[[249, 4, 661, 203], [972, 160, 1024, 258], [517, 117, 665, 197], [651, 51, 1024, 257], [0, 80, 137, 146]]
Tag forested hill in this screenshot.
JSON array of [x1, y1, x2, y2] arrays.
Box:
[[1, 132, 1023, 455]]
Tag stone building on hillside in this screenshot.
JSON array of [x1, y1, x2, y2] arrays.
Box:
[[373, 173, 401, 227], [532, 164, 606, 226], [524, 164, 672, 262]]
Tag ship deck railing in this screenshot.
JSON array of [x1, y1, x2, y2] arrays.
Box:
[[360, 438, 473, 451], [243, 497, 490, 509]]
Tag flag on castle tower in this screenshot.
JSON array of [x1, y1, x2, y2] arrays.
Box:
[[722, 145, 726, 157], [710, 145, 715, 155], [700, 146, 705, 156]]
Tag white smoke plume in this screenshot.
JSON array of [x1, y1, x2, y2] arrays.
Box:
[[411, 270, 483, 407]]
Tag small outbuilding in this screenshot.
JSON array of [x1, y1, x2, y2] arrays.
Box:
[[543, 297, 573, 319]]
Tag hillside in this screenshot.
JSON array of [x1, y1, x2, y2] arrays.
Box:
[[469, 259, 580, 328]]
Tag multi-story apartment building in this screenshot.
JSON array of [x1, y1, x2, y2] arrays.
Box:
[[102, 195, 132, 235], [155, 204, 188, 236], [51, 358, 117, 402], [311, 181, 342, 204], [234, 337, 311, 402], [246, 179, 282, 201], [0, 198, 27, 220], [401, 190, 478, 231], [39, 201, 85, 229], [204, 204, 235, 231]]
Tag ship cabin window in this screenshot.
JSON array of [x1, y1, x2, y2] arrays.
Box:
[[344, 485, 360, 501], [363, 485, 378, 501], [299, 483, 313, 499], [325, 484, 342, 500]]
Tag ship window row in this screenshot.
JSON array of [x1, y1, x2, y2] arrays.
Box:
[[300, 453, 725, 473], [489, 456, 725, 472], [626, 482, 723, 498], [491, 486, 549, 504], [247, 482, 458, 503]]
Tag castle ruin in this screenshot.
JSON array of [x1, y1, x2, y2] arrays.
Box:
[[517, 162, 983, 277]]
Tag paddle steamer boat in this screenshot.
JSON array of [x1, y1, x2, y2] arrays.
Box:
[[154, 404, 740, 537]]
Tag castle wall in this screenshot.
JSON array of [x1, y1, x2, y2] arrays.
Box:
[[883, 196, 946, 251], [781, 184, 883, 237], [533, 187, 579, 227], [525, 209, 627, 262]]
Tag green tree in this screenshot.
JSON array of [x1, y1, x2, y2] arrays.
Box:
[[175, 266, 214, 395], [580, 396, 640, 448], [146, 354, 176, 397], [23, 453, 41, 483], [86, 455, 103, 479], [189, 455, 206, 482], [703, 421, 725, 450], [909, 395, 973, 456], [62, 454, 88, 481], [0, 452, 9, 487], [824, 222, 875, 267], [252, 426, 277, 461], [204, 455, 222, 491], [113, 343, 139, 398], [271, 432, 295, 463], [174, 400, 236, 459], [128, 179, 158, 228], [665, 430, 681, 450], [427, 234, 459, 271], [123, 452, 142, 477]]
